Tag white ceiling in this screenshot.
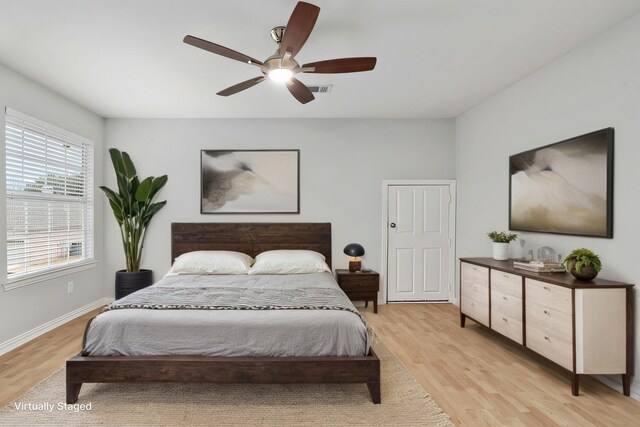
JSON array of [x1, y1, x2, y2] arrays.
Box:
[[1, 0, 639, 119]]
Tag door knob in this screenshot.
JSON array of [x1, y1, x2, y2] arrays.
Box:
[[390, 223, 396, 228]]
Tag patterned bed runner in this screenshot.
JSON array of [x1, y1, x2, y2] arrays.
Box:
[[105, 286, 364, 320]]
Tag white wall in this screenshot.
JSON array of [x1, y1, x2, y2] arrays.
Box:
[[0, 63, 105, 345], [103, 118, 455, 293], [455, 13, 640, 396]]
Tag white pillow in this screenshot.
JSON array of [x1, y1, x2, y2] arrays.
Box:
[[167, 251, 254, 275], [248, 250, 331, 275]]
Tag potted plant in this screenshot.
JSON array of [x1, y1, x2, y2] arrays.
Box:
[[487, 231, 518, 261], [101, 148, 168, 299], [563, 248, 602, 280]]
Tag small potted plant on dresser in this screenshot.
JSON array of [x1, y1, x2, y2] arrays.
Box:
[[563, 248, 602, 280], [101, 148, 168, 299], [487, 231, 518, 261]]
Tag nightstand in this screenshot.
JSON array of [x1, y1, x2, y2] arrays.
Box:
[[335, 269, 379, 313]]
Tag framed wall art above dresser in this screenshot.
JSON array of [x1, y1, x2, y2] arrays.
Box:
[[509, 128, 614, 238]]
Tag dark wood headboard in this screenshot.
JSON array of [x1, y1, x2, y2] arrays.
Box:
[[171, 223, 332, 268]]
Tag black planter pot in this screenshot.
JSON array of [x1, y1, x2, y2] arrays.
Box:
[[566, 261, 598, 281], [115, 269, 153, 300]]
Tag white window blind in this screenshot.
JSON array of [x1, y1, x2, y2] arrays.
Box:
[[5, 108, 94, 283]]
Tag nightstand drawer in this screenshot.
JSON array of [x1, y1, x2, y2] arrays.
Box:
[[345, 290, 377, 300], [338, 276, 379, 292]]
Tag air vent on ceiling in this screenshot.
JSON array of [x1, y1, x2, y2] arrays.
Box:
[[307, 84, 333, 93]]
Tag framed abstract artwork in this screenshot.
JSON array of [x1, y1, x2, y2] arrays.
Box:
[[201, 149, 300, 214], [509, 128, 613, 238]]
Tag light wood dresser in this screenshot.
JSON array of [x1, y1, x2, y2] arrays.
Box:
[[459, 257, 634, 396]]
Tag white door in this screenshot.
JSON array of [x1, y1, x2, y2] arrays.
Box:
[[387, 185, 452, 302]]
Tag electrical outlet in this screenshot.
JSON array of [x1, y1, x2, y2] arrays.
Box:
[[67, 281, 74, 294]]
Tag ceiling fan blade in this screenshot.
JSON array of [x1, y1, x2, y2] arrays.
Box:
[[285, 77, 315, 104], [217, 76, 266, 97], [184, 35, 263, 65], [302, 57, 377, 73], [279, 2, 320, 59]]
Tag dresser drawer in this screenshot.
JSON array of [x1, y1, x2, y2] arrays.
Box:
[[526, 279, 572, 315], [462, 281, 489, 305], [491, 270, 522, 298], [461, 262, 489, 287], [526, 300, 573, 342], [491, 289, 522, 321], [461, 296, 489, 326], [338, 275, 379, 292], [491, 311, 523, 344], [526, 323, 573, 370]]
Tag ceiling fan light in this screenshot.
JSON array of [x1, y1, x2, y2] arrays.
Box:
[[268, 68, 293, 83]]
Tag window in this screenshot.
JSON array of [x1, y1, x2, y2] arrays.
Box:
[[4, 108, 94, 286]]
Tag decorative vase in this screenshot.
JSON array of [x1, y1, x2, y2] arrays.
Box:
[[566, 261, 598, 281], [115, 269, 153, 299], [492, 242, 509, 261]]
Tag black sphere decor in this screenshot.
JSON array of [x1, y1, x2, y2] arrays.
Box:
[[115, 269, 153, 300], [566, 261, 598, 281]]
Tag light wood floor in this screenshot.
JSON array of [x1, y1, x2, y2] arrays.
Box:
[[0, 308, 102, 408], [362, 303, 640, 426], [1, 304, 639, 426]]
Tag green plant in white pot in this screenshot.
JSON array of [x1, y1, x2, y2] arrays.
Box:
[[100, 148, 168, 299], [487, 231, 518, 261]]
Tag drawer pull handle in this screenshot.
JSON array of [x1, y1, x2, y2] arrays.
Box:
[[543, 286, 550, 291], [502, 317, 508, 322], [544, 336, 550, 341], [502, 296, 507, 300], [544, 310, 549, 315]]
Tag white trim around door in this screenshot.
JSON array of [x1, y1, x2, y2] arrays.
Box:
[[381, 180, 457, 305]]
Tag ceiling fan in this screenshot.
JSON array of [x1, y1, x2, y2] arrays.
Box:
[[183, 1, 377, 104]]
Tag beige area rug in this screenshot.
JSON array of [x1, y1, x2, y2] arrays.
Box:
[[0, 341, 452, 426]]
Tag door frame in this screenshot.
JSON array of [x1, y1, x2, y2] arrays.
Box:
[[381, 180, 457, 305]]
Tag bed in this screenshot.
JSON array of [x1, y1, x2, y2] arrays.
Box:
[[66, 223, 381, 404]]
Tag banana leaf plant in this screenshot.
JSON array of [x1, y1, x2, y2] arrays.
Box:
[[100, 148, 168, 272]]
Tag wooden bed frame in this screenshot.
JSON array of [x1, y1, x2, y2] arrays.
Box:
[[66, 223, 381, 404]]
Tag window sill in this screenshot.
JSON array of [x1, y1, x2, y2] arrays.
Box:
[[3, 261, 98, 291]]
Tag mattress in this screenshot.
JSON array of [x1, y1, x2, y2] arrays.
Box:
[[83, 272, 369, 357]]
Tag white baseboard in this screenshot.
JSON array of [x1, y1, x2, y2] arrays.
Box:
[[0, 296, 113, 356], [596, 375, 640, 400]]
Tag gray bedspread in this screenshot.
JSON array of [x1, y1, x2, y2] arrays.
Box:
[[84, 272, 370, 357]]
